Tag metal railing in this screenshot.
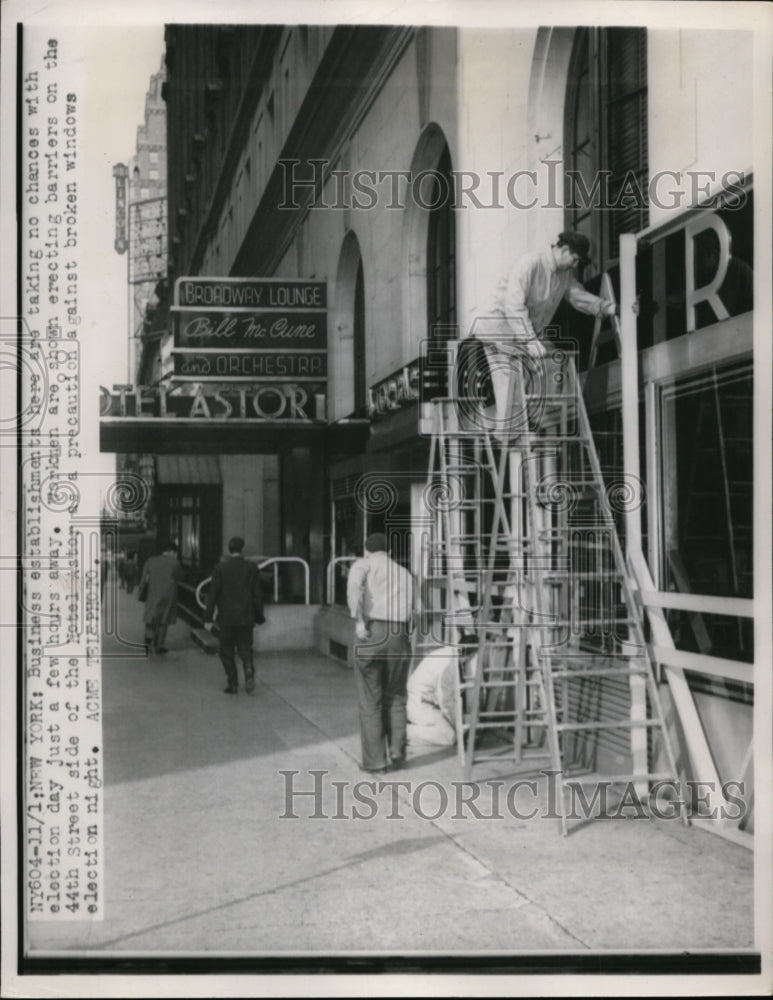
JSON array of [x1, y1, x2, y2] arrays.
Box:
[[326, 556, 357, 605], [195, 556, 311, 609]]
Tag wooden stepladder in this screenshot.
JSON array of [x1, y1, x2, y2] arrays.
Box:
[[422, 340, 688, 834]]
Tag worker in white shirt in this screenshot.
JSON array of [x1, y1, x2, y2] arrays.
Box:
[[346, 532, 414, 774], [475, 230, 618, 435]]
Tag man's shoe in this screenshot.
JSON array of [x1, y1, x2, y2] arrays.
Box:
[[245, 677, 255, 694], [360, 766, 387, 776], [156, 647, 168, 654], [223, 685, 238, 695], [389, 755, 405, 771]]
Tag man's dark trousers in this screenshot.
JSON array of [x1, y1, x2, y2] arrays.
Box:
[[205, 553, 264, 692], [354, 619, 411, 771], [218, 624, 254, 690]]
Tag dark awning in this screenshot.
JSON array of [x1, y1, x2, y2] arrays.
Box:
[[156, 454, 222, 484], [100, 418, 370, 456]]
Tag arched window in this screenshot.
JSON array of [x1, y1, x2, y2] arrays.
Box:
[[421, 140, 456, 401], [564, 27, 648, 274], [402, 124, 456, 369], [332, 231, 366, 420], [426, 143, 456, 337]]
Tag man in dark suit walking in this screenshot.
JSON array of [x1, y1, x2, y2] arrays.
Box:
[[204, 537, 266, 695]]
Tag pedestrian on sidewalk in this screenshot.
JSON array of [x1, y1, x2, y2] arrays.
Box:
[[204, 536, 266, 695], [123, 551, 140, 595], [139, 541, 183, 655], [347, 532, 414, 774], [473, 231, 617, 433]]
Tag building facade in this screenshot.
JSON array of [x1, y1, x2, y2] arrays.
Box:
[[129, 58, 168, 383], [106, 23, 755, 837]]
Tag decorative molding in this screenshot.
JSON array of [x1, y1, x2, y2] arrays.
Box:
[[415, 27, 431, 129]]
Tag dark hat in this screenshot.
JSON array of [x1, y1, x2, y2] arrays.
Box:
[[557, 230, 591, 265], [365, 532, 388, 553]]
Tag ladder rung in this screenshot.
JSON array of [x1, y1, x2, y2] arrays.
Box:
[[460, 679, 543, 692], [562, 772, 675, 785], [544, 653, 646, 665], [551, 666, 650, 678], [563, 618, 637, 626], [449, 534, 505, 542], [555, 719, 662, 732], [502, 435, 588, 445], [539, 572, 626, 582], [537, 530, 615, 540], [473, 720, 518, 729], [480, 614, 638, 629], [459, 681, 529, 691], [473, 718, 545, 729], [436, 429, 494, 439], [479, 708, 542, 719], [458, 497, 530, 505], [469, 750, 551, 763]]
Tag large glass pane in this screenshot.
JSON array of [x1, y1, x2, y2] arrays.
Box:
[[659, 362, 753, 664]]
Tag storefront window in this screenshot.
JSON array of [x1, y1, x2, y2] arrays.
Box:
[[659, 362, 753, 668], [331, 492, 362, 605], [156, 485, 222, 574], [166, 494, 201, 567]]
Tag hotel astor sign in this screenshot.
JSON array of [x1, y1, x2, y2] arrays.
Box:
[[171, 276, 327, 381]]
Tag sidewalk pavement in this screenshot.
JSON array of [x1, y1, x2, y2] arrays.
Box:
[[27, 587, 755, 957]]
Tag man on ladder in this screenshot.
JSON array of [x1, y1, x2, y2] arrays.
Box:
[[475, 231, 617, 435], [429, 231, 686, 832]]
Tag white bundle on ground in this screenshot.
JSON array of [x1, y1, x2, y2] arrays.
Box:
[[406, 645, 460, 747]]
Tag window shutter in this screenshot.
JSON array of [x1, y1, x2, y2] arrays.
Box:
[[353, 259, 366, 415], [605, 28, 649, 256], [564, 27, 649, 271]]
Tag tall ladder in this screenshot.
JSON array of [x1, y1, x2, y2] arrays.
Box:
[[423, 340, 689, 834]]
